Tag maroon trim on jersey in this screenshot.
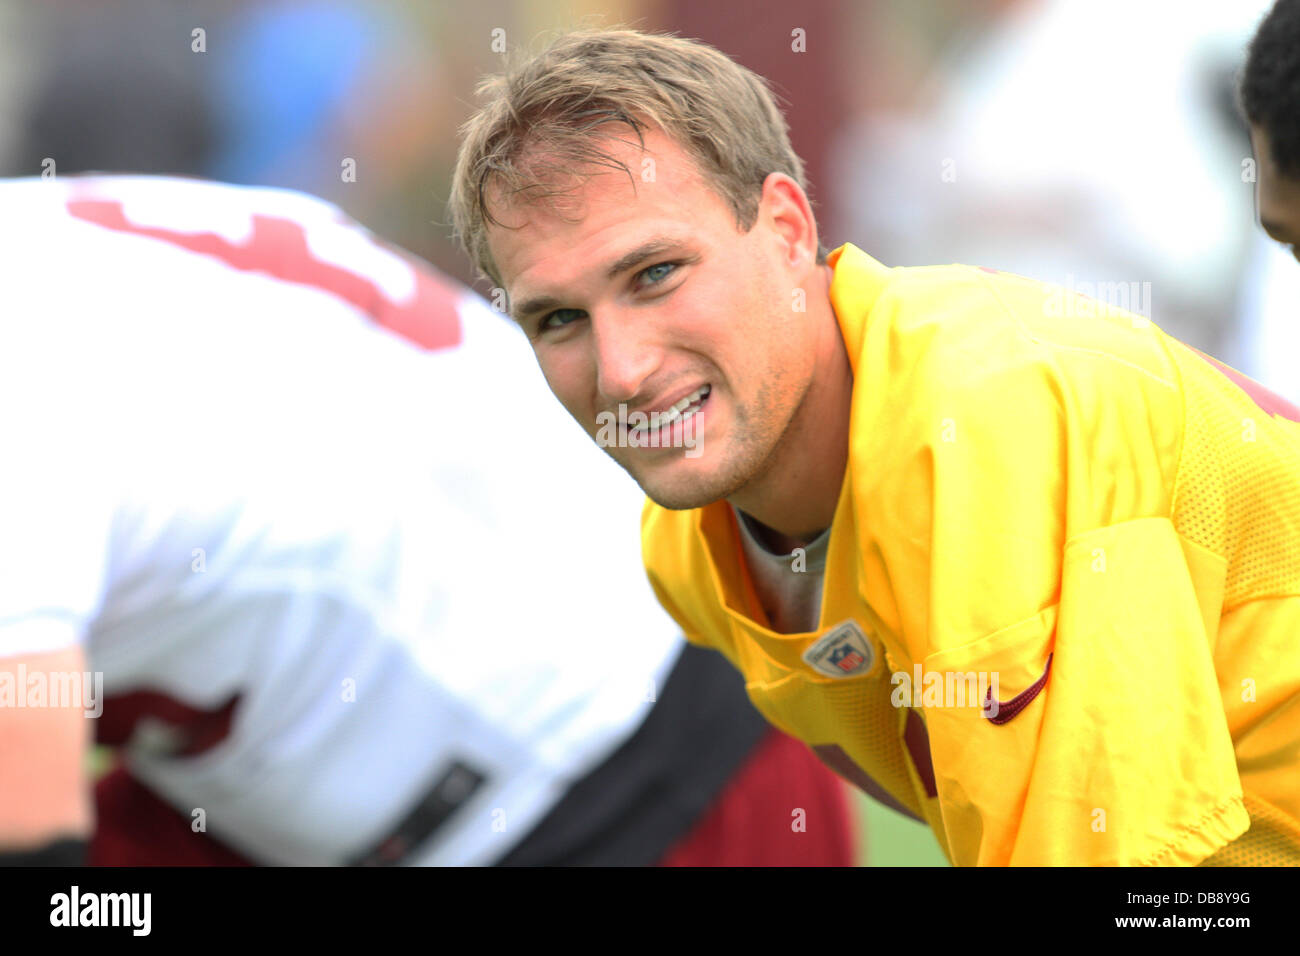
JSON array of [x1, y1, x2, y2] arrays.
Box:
[[95, 691, 241, 757], [66, 198, 462, 352], [903, 708, 939, 798], [90, 767, 254, 866], [984, 654, 1053, 726], [1187, 345, 1300, 423], [813, 744, 922, 820]]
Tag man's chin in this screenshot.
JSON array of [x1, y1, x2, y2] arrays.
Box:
[[640, 484, 720, 512], [628, 455, 753, 512]]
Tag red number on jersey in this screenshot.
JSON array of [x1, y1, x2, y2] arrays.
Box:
[[66, 197, 462, 352], [96, 691, 241, 757]]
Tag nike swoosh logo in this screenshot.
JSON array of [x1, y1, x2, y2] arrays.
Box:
[[983, 654, 1053, 725]]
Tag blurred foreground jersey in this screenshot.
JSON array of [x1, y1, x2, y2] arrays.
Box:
[[643, 243, 1300, 866], [0, 175, 686, 865]]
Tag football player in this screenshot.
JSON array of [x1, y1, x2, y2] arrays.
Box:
[[452, 28, 1300, 865], [0, 174, 853, 867]]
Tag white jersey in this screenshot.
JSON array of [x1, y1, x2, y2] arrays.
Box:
[[0, 175, 682, 865]]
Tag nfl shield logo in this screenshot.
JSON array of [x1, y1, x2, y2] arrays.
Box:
[[802, 620, 876, 679], [829, 646, 865, 672]]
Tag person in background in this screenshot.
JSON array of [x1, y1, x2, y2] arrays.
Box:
[[1241, 0, 1300, 263], [0, 174, 853, 867]]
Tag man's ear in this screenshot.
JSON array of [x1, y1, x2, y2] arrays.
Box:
[[758, 173, 820, 271]]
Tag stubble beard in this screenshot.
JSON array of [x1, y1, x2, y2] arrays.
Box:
[[623, 373, 809, 513]]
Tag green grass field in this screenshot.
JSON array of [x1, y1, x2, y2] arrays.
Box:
[[854, 792, 950, 866]]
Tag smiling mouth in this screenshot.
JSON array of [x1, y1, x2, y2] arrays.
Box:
[[626, 384, 711, 439]]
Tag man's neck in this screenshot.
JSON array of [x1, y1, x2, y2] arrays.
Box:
[[727, 264, 853, 548], [738, 509, 827, 556]]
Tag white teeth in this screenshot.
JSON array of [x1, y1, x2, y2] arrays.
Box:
[[629, 385, 710, 435]]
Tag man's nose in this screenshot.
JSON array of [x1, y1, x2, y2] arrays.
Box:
[[591, 311, 660, 406]]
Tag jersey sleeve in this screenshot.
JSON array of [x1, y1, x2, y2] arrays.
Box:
[[856, 270, 1248, 865], [641, 499, 713, 650], [0, 461, 116, 659], [0, 364, 115, 660]]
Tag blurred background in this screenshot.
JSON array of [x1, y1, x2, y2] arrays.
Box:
[[0, 0, 1291, 865]]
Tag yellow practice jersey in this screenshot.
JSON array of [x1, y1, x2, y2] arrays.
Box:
[[642, 243, 1300, 866]]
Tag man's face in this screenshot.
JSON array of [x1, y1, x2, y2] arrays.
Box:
[[487, 128, 823, 511], [1251, 124, 1300, 263]]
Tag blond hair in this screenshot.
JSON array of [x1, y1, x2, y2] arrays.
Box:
[[450, 28, 826, 287]]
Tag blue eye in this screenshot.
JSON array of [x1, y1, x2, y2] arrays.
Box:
[[536, 261, 681, 334], [641, 262, 676, 284]]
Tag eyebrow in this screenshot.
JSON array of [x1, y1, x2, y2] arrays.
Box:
[[511, 236, 688, 322]]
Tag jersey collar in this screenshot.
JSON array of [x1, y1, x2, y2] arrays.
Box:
[[826, 243, 893, 377]]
